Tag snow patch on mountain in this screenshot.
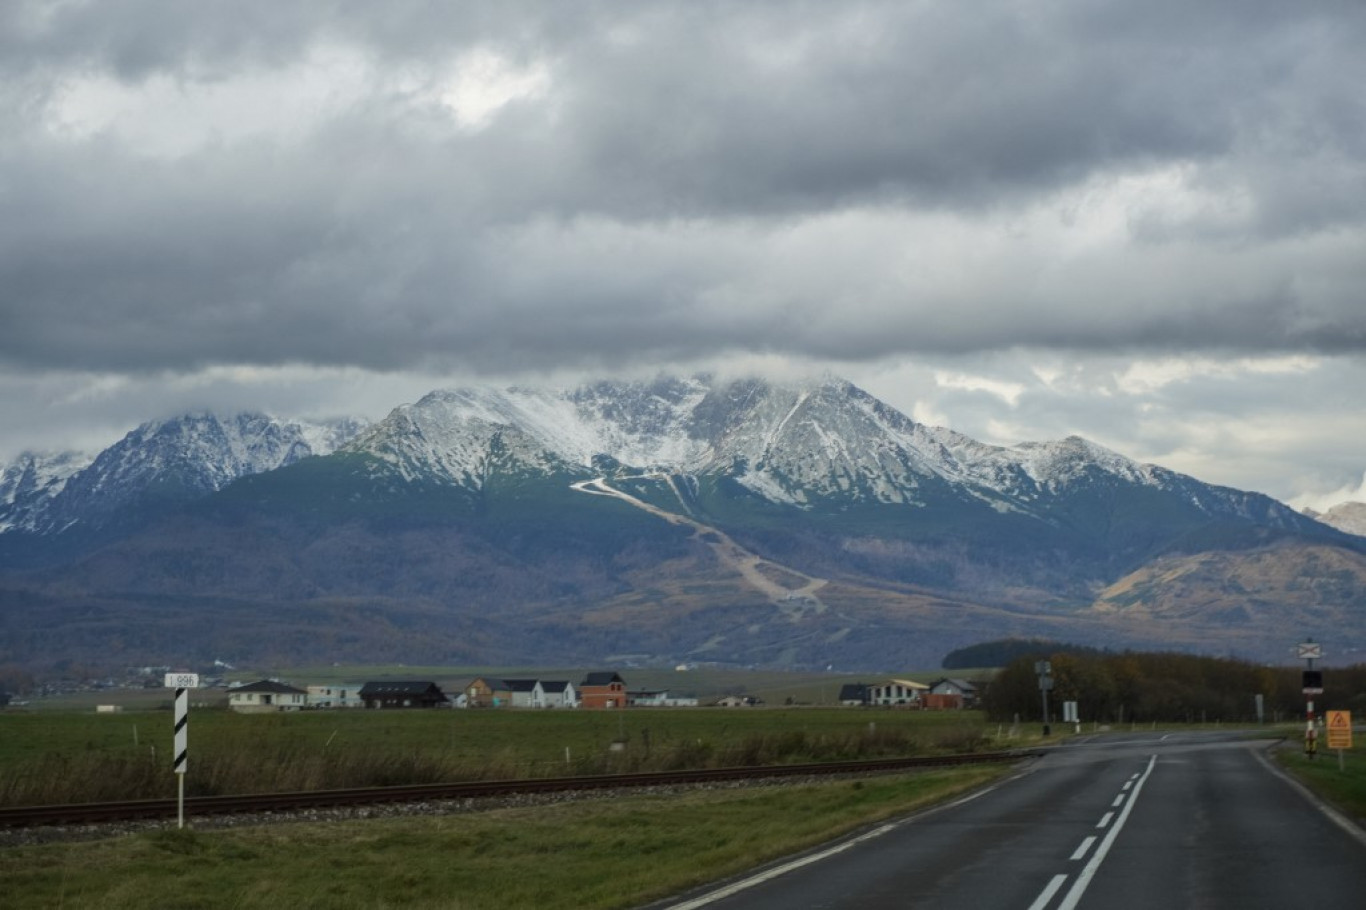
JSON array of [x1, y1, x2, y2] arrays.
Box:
[[0, 413, 367, 535], [0, 450, 94, 533], [347, 375, 1222, 517]]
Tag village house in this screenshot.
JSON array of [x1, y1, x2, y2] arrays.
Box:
[[358, 680, 449, 709], [505, 679, 542, 708], [539, 680, 578, 708], [228, 679, 308, 713], [714, 695, 761, 707], [306, 685, 364, 709], [578, 671, 628, 709], [630, 689, 699, 707], [464, 677, 513, 708], [462, 677, 579, 708], [867, 678, 928, 707], [924, 678, 978, 710]]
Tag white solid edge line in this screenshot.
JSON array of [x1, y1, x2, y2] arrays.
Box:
[[1027, 874, 1069, 910], [658, 771, 1030, 910], [1056, 754, 1158, 910], [1252, 746, 1366, 850], [660, 823, 897, 910]]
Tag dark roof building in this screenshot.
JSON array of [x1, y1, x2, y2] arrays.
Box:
[[838, 683, 869, 705], [358, 680, 449, 709]]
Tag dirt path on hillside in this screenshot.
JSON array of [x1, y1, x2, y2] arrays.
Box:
[[570, 476, 828, 619]]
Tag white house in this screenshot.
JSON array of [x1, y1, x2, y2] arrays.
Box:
[[505, 679, 543, 708], [306, 685, 364, 709], [867, 679, 928, 707], [631, 690, 699, 707], [540, 681, 578, 708], [228, 679, 308, 713]]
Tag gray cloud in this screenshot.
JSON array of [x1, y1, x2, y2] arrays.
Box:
[[2, 1, 1364, 504]]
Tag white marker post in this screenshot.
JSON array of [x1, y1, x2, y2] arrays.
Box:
[[164, 673, 200, 828]]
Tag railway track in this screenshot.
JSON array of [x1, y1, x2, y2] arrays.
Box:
[[0, 749, 1039, 829]]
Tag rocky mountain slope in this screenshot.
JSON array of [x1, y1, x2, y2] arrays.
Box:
[[0, 377, 1360, 671], [1305, 502, 1366, 537]]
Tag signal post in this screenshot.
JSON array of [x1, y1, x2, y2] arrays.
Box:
[[1298, 640, 1323, 759]]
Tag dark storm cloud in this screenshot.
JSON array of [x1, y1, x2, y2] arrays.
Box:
[[2, 0, 1365, 378]]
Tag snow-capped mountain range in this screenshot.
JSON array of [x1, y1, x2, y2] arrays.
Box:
[[2, 375, 1361, 672], [344, 375, 1312, 528], [0, 375, 1336, 542], [0, 413, 366, 536]]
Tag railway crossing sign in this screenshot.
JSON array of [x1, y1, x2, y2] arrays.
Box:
[[1327, 711, 1353, 750], [1297, 641, 1323, 661]]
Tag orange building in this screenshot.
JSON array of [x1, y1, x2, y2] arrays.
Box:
[[578, 671, 627, 709]]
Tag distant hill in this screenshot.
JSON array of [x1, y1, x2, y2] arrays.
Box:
[[941, 639, 1113, 669]]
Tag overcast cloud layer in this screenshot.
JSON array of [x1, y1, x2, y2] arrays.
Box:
[[2, 1, 1364, 509]]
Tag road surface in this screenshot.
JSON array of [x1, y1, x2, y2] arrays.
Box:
[[650, 731, 1366, 909]]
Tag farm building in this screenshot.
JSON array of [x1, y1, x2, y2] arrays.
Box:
[[579, 671, 628, 709], [358, 680, 449, 709], [228, 679, 308, 713]]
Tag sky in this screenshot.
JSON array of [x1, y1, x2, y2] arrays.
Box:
[[1, 1, 1364, 511]]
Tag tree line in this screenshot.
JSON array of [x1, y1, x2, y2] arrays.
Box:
[[978, 650, 1366, 724]]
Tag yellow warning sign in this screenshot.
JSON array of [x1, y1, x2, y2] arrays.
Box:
[[1326, 710, 1352, 750]]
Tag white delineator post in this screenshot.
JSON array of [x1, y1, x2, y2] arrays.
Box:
[[164, 673, 199, 829], [174, 687, 188, 827]]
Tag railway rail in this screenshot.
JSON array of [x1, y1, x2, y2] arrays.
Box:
[[0, 749, 1039, 829]]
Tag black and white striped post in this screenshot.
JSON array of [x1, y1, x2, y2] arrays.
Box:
[[164, 673, 199, 828]]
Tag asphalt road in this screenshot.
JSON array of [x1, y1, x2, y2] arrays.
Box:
[[651, 731, 1366, 909]]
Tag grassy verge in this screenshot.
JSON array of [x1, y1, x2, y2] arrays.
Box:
[[0, 766, 1006, 910], [1275, 740, 1366, 825]]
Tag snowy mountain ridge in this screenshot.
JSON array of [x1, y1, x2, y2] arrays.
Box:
[[0, 375, 1317, 541], [345, 375, 1256, 520], [0, 412, 367, 536]]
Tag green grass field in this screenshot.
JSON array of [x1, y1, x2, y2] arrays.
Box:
[[0, 706, 1007, 806], [0, 766, 1007, 910]]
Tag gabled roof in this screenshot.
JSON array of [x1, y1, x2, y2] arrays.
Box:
[[929, 677, 977, 692], [540, 680, 573, 693], [882, 678, 930, 690], [504, 679, 540, 692], [581, 671, 625, 687], [358, 681, 447, 697], [230, 679, 307, 695], [838, 683, 868, 701]]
